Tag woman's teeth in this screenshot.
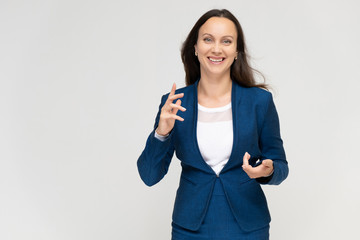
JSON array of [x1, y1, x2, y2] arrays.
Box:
[[209, 57, 224, 62]]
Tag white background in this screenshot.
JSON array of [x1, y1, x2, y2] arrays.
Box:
[[1, 0, 359, 239]]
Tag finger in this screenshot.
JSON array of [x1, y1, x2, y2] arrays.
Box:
[[170, 82, 176, 96], [165, 93, 184, 112], [242, 166, 252, 177], [171, 100, 181, 115], [246, 163, 268, 178], [251, 167, 264, 178], [168, 93, 184, 102], [242, 166, 259, 179], [165, 93, 184, 109], [250, 161, 273, 177], [170, 102, 186, 112], [169, 114, 184, 122], [262, 159, 273, 168], [242, 152, 251, 166], [173, 100, 185, 121]]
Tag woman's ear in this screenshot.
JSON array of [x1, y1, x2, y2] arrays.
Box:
[[194, 45, 198, 56]]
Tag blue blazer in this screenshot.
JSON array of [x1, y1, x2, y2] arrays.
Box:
[[137, 79, 289, 232]]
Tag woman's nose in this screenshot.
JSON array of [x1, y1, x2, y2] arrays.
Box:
[[212, 42, 222, 54]]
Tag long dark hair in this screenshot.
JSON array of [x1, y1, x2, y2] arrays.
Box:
[[181, 9, 268, 90]]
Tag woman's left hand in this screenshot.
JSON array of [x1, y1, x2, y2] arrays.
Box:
[[242, 152, 274, 178]]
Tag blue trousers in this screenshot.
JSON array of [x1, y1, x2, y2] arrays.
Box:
[[172, 178, 270, 240]]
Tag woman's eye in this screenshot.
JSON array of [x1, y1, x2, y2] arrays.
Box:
[[204, 38, 212, 42], [223, 40, 232, 44]]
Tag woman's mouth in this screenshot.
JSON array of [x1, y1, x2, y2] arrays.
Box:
[[208, 57, 225, 64]]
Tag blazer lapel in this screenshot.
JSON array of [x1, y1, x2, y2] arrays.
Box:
[[221, 81, 244, 173], [191, 80, 217, 174]]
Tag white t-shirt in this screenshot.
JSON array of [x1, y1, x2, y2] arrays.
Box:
[[196, 102, 232, 175]]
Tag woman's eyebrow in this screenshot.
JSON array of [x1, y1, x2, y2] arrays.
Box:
[[201, 33, 234, 39]]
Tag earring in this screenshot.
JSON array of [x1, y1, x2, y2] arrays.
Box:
[[195, 52, 198, 56], [235, 52, 238, 60]]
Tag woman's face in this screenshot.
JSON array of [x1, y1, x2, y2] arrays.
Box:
[[194, 17, 238, 78]]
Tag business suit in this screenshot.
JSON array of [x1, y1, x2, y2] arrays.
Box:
[[137, 79, 288, 234]]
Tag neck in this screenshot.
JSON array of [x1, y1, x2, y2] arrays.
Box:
[[197, 73, 232, 99]]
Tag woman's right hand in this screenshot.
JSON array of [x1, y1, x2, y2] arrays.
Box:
[[155, 83, 186, 136]]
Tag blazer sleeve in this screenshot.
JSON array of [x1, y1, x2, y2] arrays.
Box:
[[137, 94, 175, 186], [256, 92, 289, 185]]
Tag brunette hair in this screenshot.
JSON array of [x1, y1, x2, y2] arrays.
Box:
[[181, 9, 268, 89]]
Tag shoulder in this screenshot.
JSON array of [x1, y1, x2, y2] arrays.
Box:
[[234, 81, 272, 103], [233, 82, 275, 122], [175, 83, 194, 95]]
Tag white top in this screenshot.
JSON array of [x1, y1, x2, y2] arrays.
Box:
[[197, 102, 233, 176]]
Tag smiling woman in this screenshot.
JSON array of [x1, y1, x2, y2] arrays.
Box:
[[137, 9, 288, 240], [195, 17, 238, 81]]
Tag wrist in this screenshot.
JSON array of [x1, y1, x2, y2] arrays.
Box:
[[155, 128, 170, 137]]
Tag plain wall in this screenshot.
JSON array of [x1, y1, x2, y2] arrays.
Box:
[[1, 0, 359, 239]]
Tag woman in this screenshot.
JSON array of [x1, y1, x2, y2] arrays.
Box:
[[137, 9, 289, 240]]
